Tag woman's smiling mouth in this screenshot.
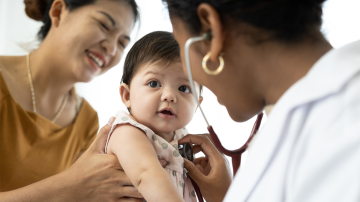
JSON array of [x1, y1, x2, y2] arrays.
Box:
[[86, 50, 106, 70]]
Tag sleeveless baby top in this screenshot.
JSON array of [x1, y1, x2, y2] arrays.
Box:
[[105, 110, 197, 202]]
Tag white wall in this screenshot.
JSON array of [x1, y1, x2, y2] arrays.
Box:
[[1, 0, 360, 171]]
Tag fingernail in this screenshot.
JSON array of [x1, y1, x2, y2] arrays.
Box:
[[107, 117, 115, 126]]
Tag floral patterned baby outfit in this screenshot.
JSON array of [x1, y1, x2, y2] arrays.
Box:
[[105, 110, 197, 202]]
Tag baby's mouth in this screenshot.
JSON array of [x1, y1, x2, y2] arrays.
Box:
[[158, 108, 176, 119], [160, 110, 173, 115]]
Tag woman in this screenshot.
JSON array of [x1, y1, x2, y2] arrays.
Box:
[[162, 0, 360, 201], [0, 0, 148, 201]]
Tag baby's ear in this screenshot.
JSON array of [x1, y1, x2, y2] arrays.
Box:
[[199, 96, 204, 105], [195, 96, 204, 113], [120, 83, 131, 108]]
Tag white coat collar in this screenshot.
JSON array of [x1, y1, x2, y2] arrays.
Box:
[[231, 40, 360, 201]]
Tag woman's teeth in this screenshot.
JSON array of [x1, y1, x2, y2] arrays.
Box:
[[87, 52, 104, 67]]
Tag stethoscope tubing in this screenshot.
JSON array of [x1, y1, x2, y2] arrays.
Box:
[[208, 113, 263, 176], [184, 35, 264, 201]]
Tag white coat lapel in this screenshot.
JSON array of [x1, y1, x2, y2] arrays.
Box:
[[233, 83, 301, 201], [231, 39, 360, 201]]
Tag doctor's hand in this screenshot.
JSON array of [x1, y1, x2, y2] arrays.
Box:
[[179, 134, 232, 202]]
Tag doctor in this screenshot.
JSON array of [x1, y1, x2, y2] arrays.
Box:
[[162, 0, 360, 201]]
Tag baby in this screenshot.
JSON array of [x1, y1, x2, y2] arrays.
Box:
[[105, 31, 203, 202]]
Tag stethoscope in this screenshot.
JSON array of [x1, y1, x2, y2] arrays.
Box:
[[182, 32, 264, 202]]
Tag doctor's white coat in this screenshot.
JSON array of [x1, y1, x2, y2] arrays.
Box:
[[224, 40, 360, 202]]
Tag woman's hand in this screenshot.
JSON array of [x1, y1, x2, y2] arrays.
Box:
[[0, 117, 146, 202], [60, 117, 144, 201], [179, 134, 232, 202]]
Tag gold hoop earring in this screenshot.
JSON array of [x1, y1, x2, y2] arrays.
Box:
[[202, 52, 224, 75]]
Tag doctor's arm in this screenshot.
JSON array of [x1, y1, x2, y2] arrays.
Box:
[[178, 134, 232, 202]]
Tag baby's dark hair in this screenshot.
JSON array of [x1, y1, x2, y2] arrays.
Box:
[[121, 31, 203, 95]]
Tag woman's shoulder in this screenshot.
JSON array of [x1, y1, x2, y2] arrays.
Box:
[[0, 55, 26, 72], [73, 98, 99, 135], [0, 55, 28, 89], [77, 98, 99, 121]]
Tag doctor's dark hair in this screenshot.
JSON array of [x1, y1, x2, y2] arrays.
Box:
[[121, 31, 203, 94], [24, 0, 139, 41], [162, 0, 326, 42]]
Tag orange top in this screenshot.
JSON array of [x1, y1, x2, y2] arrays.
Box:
[[0, 72, 99, 191]]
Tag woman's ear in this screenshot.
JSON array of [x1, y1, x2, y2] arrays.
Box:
[[120, 83, 131, 109], [197, 3, 225, 62], [49, 0, 67, 27]]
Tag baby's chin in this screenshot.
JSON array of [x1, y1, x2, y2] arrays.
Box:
[[151, 126, 185, 135]]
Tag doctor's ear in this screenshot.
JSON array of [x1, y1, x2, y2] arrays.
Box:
[[197, 3, 225, 62], [120, 83, 131, 109], [49, 0, 67, 27]]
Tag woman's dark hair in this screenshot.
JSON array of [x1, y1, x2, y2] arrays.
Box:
[[121, 31, 203, 94], [24, 0, 139, 40], [162, 0, 327, 42]]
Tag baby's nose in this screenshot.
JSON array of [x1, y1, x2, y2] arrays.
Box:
[[161, 90, 177, 103]]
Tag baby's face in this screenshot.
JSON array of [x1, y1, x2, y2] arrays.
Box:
[[126, 61, 199, 134]]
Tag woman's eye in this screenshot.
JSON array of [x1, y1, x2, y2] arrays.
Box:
[[119, 41, 125, 49], [179, 86, 190, 93], [100, 22, 109, 30], [148, 81, 161, 88]]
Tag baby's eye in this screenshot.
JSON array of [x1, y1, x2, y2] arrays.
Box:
[[148, 81, 161, 88], [179, 86, 190, 93]]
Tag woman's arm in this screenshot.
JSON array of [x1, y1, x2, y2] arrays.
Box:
[[0, 118, 143, 202], [178, 134, 232, 202], [107, 124, 184, 202]]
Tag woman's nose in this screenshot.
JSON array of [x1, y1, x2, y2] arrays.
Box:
[[161, 89, 177, 103], [101, 38, 117, 56]]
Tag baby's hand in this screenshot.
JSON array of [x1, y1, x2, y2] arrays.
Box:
[[159, 158, 167, 168]]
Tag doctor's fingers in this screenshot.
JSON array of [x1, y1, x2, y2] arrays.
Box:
[[185, 157, 232, 202], [192, 145, 203, 155], [183, 158, 207, 184], [193, 157, 211, 176], [179, 134, 223, 163]]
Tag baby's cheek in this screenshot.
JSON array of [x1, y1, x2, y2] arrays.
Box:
[[130, 95, 153, 119], [180, 103, 196, 126]]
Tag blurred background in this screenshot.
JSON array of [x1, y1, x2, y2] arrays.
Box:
[[1, 0, 360, 171]]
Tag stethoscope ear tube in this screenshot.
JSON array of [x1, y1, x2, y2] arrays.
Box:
[[184, 35, 264, 202]]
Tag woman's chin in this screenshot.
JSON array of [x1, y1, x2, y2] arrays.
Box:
[[76, 72, 97, 83]]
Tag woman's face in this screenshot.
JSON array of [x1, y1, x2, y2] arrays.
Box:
[[171, 17, 264, 122], [48, 0, 134, 82]]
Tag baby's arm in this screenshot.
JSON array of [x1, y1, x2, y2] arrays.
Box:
[[107, 124, 184, 202]]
